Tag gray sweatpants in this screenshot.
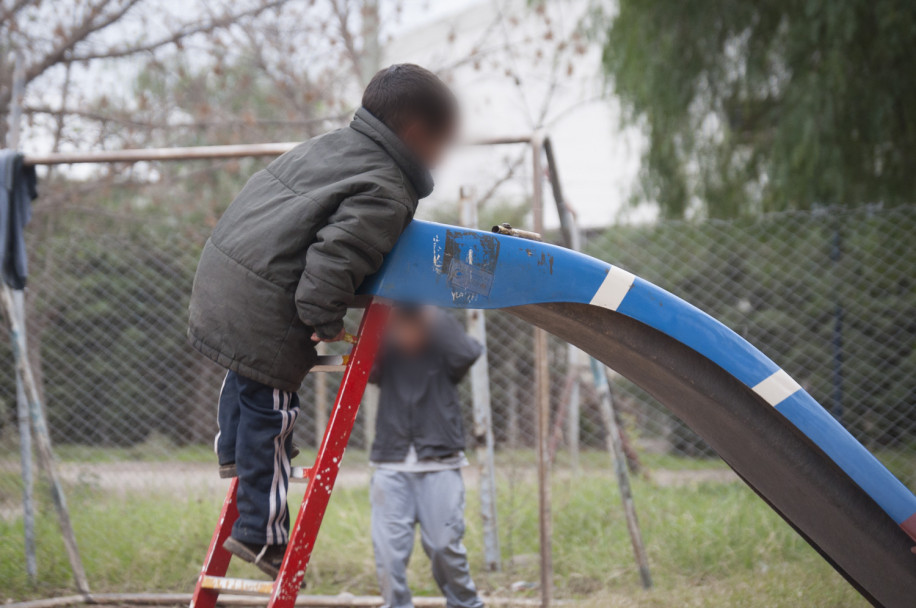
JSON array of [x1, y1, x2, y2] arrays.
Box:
[[370, 468, 484, 608]]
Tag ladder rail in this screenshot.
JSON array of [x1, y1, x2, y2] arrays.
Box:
[[270, 301, 389, 607], [190, 477, 239, 608], [189, 300, 390, 608]]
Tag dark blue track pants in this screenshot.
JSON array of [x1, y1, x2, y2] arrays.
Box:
[[216, 370, 300, 546]]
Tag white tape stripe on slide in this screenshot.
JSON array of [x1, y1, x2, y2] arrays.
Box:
[[752, 369, 802, 406], [590, 266, 636, 311]]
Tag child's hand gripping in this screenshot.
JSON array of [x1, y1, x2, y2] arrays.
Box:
[[311, 329, 358, 344]]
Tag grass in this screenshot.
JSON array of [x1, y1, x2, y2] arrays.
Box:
[[0, 462, 865, 607], [50, 442, 218, 464], [8, 437, 689, 469]]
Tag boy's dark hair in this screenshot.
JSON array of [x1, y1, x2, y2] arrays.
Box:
[[362, 64, 457, 136]]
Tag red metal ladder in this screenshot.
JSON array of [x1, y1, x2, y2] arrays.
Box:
[[190, 299, 389, 608]]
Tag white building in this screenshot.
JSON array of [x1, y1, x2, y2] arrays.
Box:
[[384, 0, 645, 228]]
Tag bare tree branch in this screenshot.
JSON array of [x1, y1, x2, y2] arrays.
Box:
[[68, 0, 293, 62], [434, 15, 505, 75], [1, 0, 144, 110], [475, 150, 528, 210], [238, 24, 312, 119], [0, 0, 33, 25], [544, 95, 605, 128], [23, 104, 351, 130], [1, 0, 293, 113], [330, 0, 365, 84]]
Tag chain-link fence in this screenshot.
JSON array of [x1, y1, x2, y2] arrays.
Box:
[[1, 203, 914, 601]]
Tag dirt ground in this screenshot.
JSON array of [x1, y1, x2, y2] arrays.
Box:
[[0, 456, 737, 521], [53, 460, 737, 497]]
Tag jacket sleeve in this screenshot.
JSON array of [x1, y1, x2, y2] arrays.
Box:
[[434, 312, 484, 383], [296, 195, 413, 339]]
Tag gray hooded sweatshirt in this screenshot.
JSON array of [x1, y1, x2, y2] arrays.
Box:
[[188, 108, 433, 391], [369, 312, 483, 463]]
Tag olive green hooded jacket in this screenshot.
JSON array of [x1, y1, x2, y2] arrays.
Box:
[[188, 108, 433, 391]]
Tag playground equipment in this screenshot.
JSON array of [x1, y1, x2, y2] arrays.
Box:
[[194, 218, 916, 608], [13, 135, 916, 607], [356, 220, 916, 608]]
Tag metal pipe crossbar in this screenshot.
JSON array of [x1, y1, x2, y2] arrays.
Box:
[[22, 136, 533, 166]]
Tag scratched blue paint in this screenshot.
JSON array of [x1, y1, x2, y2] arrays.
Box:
[[359, 220, 916, 526], [361, 220, 606, 308], [442, 230, 499, 305]]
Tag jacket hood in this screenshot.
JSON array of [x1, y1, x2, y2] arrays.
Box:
[[350, 107, 435, 199]]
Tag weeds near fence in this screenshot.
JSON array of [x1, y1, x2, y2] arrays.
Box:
[[1, 453, 864, 606]]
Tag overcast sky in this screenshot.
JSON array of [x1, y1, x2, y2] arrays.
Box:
[[21, 0, 647, 228], [385, 0, 646, 228]]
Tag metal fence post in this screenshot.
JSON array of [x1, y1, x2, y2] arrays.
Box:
[[460, 190, 501, 571], [14, 291, 35, 582], [1, 285, 91, 595], [591, 360, 653, 589], [5, 49, 89, 596], [543, 136, 652, 589], [543, 138, 583, 472], [7, 49, 36, 584], [531, 132, 552, 607], [564, 345, 581, 472]]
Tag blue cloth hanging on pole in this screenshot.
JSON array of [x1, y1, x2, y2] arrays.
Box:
[[0, 150, 37, 289]]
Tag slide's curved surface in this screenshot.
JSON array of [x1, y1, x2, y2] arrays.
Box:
[[359, 221, 916, 607]]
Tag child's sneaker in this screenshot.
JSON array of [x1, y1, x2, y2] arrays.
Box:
[[223, 537, 286, 578], [219, 446, 301, 479]]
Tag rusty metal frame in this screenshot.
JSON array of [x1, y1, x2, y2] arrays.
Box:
[[21, 136, 533, 166], [16, 130, 559, 608]]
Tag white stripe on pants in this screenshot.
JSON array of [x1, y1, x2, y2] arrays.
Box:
[[267, 390, 297, 544]]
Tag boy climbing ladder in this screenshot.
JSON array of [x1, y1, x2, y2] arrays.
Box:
[[187, 64, 458, 581], [190, 301, 389, 608]]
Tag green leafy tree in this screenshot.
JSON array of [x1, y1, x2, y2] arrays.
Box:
[[599, 1, 916, 218]]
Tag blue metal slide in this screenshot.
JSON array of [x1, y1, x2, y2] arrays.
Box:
[[359, 220, 916, 608]]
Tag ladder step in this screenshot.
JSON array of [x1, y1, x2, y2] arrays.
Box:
[[290, 466, 312, 482], [310, 355, 349, 372], [200, 575, 274, 595]]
